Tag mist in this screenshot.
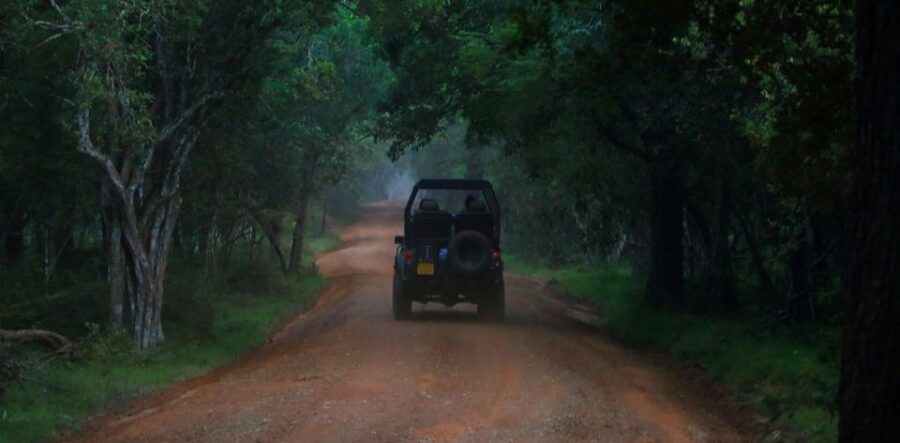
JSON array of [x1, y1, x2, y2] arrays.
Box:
[[386, 169, 417, 200]]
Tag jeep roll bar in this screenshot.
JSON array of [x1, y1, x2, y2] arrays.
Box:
[[402, 179, 501, 243]]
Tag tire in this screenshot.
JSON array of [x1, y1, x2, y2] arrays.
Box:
[[477, 283, 505, 322], [448, 230, 493, 275], [392, 274, 412, 321]]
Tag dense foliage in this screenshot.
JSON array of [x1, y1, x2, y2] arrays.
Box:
[[0, 1, 389, 348]]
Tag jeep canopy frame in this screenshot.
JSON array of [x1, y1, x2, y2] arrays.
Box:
[[403, 179, 501, 243]]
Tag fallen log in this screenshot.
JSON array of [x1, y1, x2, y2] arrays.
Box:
[[0, 328, 74, 354]]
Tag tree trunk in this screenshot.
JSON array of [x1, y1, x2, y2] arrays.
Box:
[[708, 173, 735, 312], [571, 200, 594, 265], [288, 147, 321, 274], [785, 216, 824, 322], [288, 190, 311, 274], [101, 178, 125, 327], [202, 194, 223, 274], [121, 197, 181, 349], [248, 223, 258, 261], [646, 160, 684, 309], [735, 206, 782, 308], [320, 197, 328, 235], [250, 207, 289, 272], [3, 197, 25, 264], [840, 1, 900, 440]]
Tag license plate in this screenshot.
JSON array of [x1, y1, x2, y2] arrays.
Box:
[[417, 262, 435, 275]]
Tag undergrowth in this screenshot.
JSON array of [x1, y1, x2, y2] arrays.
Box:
[[504, 255, 839, 442], [0, 231, 339, 442]]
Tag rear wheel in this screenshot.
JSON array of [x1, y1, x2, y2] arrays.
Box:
[[392, 274, 412, 320], [477, 283, 505, 322]]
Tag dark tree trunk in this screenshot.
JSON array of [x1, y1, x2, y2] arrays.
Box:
[[271, 218, 284, 264], [685, 174, 736, 313], [288, 147, 321, 274], [646, 160, 684, 309], [708, 174, 735, 312], [288, 190, 311, 274], [248, 223, 258, 261], [784, 216, 826, 322], [839, 1, 900, 440], [320, 197, 328, 235], [3, 198, 26, 264], [202, 194, 223, 274], [628, 221, 650, 283], [735, 206, 781, 307], [199, 225, 212, 267], [101, 178, 125, 327], [250, 207, 288, 272]]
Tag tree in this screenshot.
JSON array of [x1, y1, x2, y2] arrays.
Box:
[[839, 0, 900, 439], [10, 0, 335, 348]]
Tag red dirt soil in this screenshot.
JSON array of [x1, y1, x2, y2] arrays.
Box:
[[72, 200, 752, 442]]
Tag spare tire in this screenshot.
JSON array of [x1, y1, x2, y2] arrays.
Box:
[[448, 230, 493, 275]]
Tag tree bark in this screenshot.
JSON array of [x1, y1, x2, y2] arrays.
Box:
[[3, 197, 26, 264], [288, 189, 311, 274], [839, 1, 900, 440], [708, 173, 735, 312], [288, 147, 321, 274], [123, 196, 181, 349], [250, 206, 289, 272], [0, 329, 74, 354], [785, 216, 825, 322], [102, 178, 125, 327], [320, 196, 328, 235], [646, 159, 684, 309]]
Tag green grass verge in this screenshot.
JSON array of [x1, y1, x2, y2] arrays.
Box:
[[504, 255, 839, 442], [0, 231, 339, 442]]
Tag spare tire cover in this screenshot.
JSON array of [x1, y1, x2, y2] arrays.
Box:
[[448, 230, 493, 275]]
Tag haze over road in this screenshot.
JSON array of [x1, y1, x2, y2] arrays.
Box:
[[76, 201, 749, 442]]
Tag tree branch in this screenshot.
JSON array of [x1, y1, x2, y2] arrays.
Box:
[[0, 329, 74, 355], [593, 118, 653, 162], [75, 108, 128, 196]]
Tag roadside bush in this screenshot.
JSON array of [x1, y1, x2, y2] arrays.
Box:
[[77, 323, 135, 364], [225, 260, 290, 296], [163, 268, 218, 340], [0, 264, 107, 339]]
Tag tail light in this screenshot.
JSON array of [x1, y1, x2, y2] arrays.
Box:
[[492, 249, 502, 265], [404, 248, 415, 265]]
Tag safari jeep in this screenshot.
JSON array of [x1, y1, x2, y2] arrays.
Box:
[[392, 179, 505, 321]]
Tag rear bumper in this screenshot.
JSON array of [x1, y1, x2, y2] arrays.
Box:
[[396, 258, 503, 303]]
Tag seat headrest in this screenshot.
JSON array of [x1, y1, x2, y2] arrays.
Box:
[[419, 198, 439, 212], [466, 200, 486, 212]]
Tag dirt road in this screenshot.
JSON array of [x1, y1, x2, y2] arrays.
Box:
[[76, 201, 750, 442]]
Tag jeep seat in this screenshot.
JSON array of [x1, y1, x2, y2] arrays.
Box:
[[455, 200, 493, 239], [412, 198, 453, 240]]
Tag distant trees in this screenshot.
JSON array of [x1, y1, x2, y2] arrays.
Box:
[[367, 0, 853, 319]]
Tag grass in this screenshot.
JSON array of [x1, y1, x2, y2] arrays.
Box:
[[0, 230, 340, 443], [505, 255, 839, 442]]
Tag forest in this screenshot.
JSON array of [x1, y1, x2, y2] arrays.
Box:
[[0, 1, 896, 442]]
